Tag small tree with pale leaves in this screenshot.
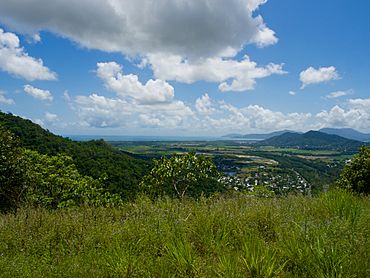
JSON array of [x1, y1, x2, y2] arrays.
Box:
[[140, 152, 224, 199]]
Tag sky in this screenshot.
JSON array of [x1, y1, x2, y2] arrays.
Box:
[[0, 0, 369, 136]]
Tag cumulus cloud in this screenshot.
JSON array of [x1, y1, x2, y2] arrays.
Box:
[[97, 62, 174, 104], [288, 91, 296, 96], [75, 93, 193, 129], [74, 73, 370, 134], [72, 61, 312, 133], [315, 98, 370, 131], [250, 17, 278, 47], [74, 61, 370, 134], [300, 66, 340, 89], [349, 98, 370, 109], [0, 29, 56, 81], [0, 0, 276, 59], [24, 84, 53, 101], [148, 54, 286, 92], [0, 1, 283, 91], [74, 91, 314, 134], [195, 94, 215, 115], [189, 98, 313, 134], [73, 62, 194, 129], [0, 91, 15, 105], [325, 90, 352, 99]]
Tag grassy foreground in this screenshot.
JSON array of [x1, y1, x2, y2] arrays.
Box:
[[0, 190, 369, 277]]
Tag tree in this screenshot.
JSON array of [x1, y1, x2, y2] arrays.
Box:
[[0, 127, 28, 211], [140, 152, 224, 199], [25, 150, 122, 208], [336, 146, 370, 194]]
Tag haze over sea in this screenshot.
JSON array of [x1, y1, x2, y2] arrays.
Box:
[[67, 135, 225, 142]]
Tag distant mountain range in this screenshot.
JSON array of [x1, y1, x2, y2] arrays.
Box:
[[223, 128, 370, 142], [255, 130, 367, 152], [319, 128, 370, 142], [223, 130, 301, 140]]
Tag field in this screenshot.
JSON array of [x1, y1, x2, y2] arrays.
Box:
[[0, 190, 368, 277], [111, 140, 350, 194]]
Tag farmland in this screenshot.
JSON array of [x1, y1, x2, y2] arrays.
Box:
[[110, 140, 349, 195]]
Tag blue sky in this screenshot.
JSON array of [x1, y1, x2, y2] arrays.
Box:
[[0, 0, 369, 136]]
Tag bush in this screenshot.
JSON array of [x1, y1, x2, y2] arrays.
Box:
[[140, 152, 224, 199], [336, 146, 370, 194]]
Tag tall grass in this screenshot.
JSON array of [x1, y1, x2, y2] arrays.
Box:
[[0, 189, 369, 277]]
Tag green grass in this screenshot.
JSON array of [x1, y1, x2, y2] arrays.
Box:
[[255, 147, 340, 156], [0, 189, 369, 277]]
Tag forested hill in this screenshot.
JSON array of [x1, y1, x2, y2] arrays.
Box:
[[256, 130, 366, 152], [0, 112, 149, 199]]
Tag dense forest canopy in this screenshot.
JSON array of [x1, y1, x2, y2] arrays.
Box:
[[0, 111, 149, 199]]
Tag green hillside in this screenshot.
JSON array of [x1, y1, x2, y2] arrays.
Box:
[[0, 111, 149, 199], [257, 130, 365, 152]]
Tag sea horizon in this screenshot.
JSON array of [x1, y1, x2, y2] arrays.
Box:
[[64, 134, 262, 142]]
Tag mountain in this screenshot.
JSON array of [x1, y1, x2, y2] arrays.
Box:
[[256, 130, 366, 152], [0, 111, 149, 199], [319, 128, 370, 142], [223, 130, 300, 140]]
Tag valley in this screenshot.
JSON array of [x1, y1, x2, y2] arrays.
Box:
[[111, 139, 349, 195]]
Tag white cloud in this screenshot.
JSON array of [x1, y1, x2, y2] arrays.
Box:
[[74, 91, 314, 134], [191, 100, 313, 134], [75, 94, 130, 128], [44, 112, 58, 123], [66, 69, 370, 134], [0, 29, 56, 81], [73, 62, 194, 129], [195, 94, 215, 115], [72, 61, 312, 133], [0, 0, 276, 60], [148, 54, 286, 92], [349, 98, 370, 109], [74, 93, 193, 129], [0, 91, 15, 105], [24, 84, 53, 101], [31, 33, 41, 43], [75, 61, 370, 134], [0, 1, 283, 91], [288, 91, 296, 96], [325, 90, 351, 99], [316, 99, 370, 131], [97, 62, 174, 104], [250, 17, 278, 47], [300, 66, 340, 89]]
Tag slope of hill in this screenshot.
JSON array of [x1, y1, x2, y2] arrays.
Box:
[[0, 112, 149, 199], [256, 130, 366, 152], [223, 130, 300, 140], [319, 128, 370, 142]]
